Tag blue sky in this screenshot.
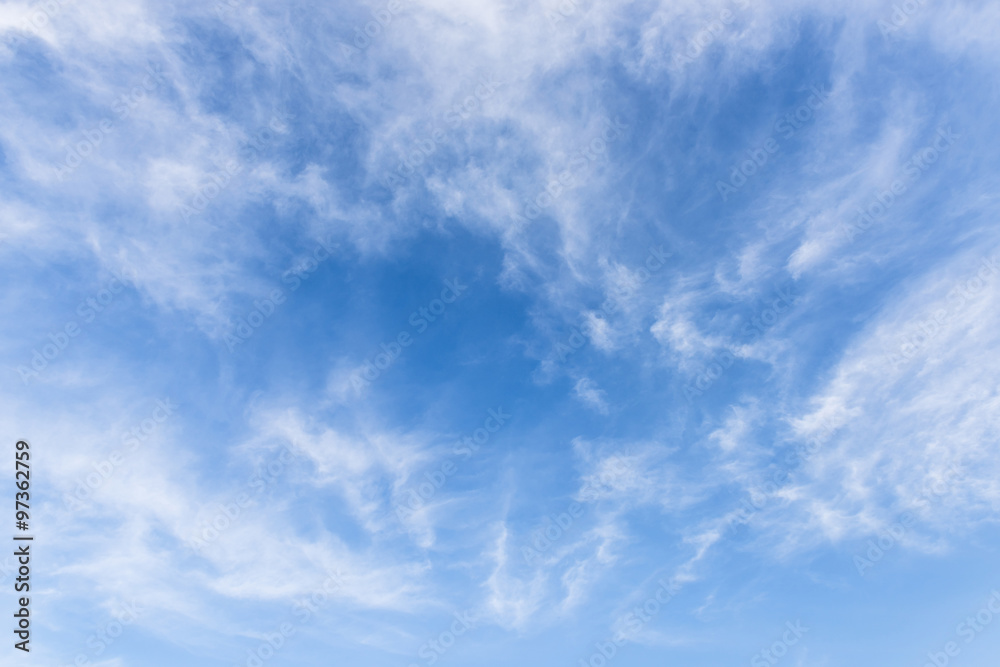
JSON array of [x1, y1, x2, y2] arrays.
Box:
[[2, 0, 1000, 665]]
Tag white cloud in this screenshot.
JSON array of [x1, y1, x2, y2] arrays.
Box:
[[573, 377, 609, 414]]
